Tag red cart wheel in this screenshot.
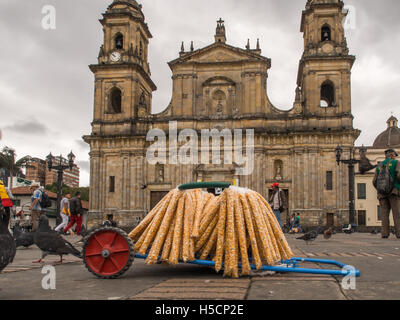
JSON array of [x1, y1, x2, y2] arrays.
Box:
[[83, 227, 135, 279]]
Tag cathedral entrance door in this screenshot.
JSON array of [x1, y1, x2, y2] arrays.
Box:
[[327, 213, 335, 227], [150, 191, 169, 210]]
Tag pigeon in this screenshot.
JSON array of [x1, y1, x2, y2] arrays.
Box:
[[0, 199, 16, 273], [323, 227, 333, 240], [12, 223, 35, 249], [33, 215, 82, 264], [297, 226, 321, 245]]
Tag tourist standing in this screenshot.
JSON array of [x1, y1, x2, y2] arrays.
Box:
[[373, 149, 400, 239], [268, 183, 287, 228], [29, 184, 42, 231]]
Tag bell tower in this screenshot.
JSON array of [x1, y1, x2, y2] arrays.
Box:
[[90, 0, 157, 136], [297, 0, 355, 124]]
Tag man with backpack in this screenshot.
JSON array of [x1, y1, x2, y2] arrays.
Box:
[[373, 149, 400, 239], [29, 184, 42, 231], [39, 187, 52, 215]]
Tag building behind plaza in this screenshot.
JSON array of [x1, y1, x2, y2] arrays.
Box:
[[84, 0, 362, 229]]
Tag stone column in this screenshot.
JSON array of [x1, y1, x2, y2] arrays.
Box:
[[250, 73, 256, 114], [243, 73, 250, 114], [255, 73, 262, 112], [121, 151, 130, 210]]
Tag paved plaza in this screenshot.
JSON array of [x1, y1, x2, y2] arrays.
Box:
[[1, 233, 400, 300]]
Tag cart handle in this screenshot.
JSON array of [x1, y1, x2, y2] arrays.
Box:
[[178, 182, 231, 191]]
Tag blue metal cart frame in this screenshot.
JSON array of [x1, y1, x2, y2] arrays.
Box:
[[135, 254, 361, 277]]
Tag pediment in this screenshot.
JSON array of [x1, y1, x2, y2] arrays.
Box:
[[194, 48, 249, 63], [169, 43, 270, 67]]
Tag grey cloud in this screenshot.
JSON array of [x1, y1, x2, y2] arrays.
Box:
[[4, 120, 48, 135]]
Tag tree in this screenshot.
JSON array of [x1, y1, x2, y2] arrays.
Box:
[[45, 183, 89, 202], [0, 147, 31, 189]]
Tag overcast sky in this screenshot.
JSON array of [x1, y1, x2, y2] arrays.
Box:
[[0, 0, 399, 187]]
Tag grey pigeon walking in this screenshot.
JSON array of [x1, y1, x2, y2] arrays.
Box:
[[12, 224, 35, 248], [0, 199, 16, 272], [33, 215, 81, 264], [297, 226, 321, 245]]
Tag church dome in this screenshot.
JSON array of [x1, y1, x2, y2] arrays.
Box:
[[109, 0, 143, 15], [373, 116, 400, 148], [108, 0, 143, 17]]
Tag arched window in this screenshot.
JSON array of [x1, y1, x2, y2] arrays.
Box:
[[115, 33, 124, 50], [109, 87, 122, 114], [321, 25, 331, 42], [320, 81, 335, 107]]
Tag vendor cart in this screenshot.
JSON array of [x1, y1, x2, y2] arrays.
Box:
[[82, 182, 361, 279]]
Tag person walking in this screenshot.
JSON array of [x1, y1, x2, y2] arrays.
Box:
[[54, 193, 71, 234], [29, 183, 42, 231], [295, 213, 301, 228], [268, 182, 287, 228], [373, 149, 400, 239], [0, 180, 14, 227], [290, 213, 296, 229], [63, 192, 83, 236]]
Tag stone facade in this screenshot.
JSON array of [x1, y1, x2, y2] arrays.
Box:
[[84, 0, 360, 229]]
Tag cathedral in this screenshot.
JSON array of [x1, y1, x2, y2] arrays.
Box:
[[84, 0, 360, 229]]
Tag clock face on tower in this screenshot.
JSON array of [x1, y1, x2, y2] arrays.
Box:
[[110, 51, 121, 62]]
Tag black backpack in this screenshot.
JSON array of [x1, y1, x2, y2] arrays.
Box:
[[376, 161, 395, 195], [40, 192, 52, 209]]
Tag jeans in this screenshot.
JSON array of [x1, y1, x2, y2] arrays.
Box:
[[273, 209, 282, 228], [64, 215, 82, 236], [55, 213, 70, 232]]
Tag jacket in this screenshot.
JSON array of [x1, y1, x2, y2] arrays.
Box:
[[269, 189, 288, 211], [69, 196, 83, 215], [373, 159, 400, 199], [0, 183, 13, 207]]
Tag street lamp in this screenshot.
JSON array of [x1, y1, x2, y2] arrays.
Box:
[[68, 151, 76, 170], [335, 146, 360, 226], [46, 151, 76, 225]]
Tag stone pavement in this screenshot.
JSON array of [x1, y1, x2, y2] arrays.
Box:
[[0, 233, 399, 300]]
